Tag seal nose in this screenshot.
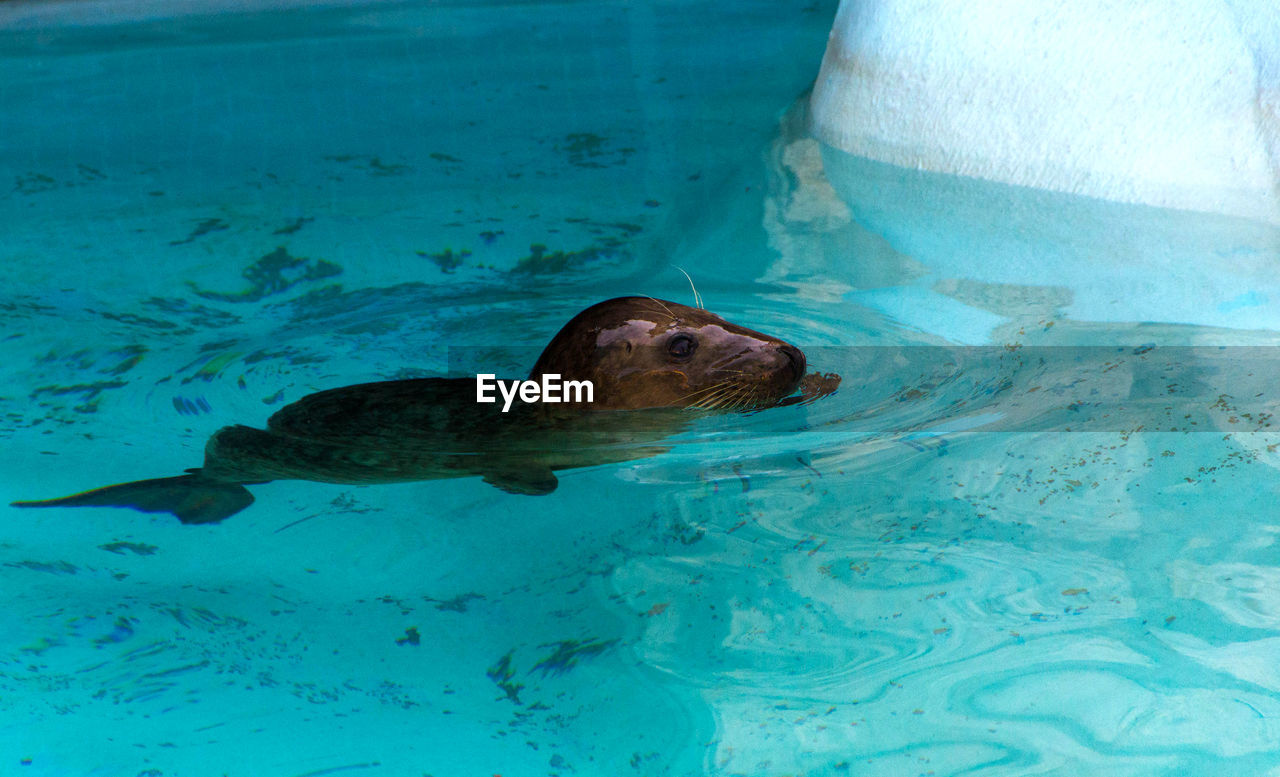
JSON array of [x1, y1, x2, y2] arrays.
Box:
[[780, 344, 806, 381]]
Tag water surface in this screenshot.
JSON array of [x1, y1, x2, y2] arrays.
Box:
[[4, 2, 1280, 776]]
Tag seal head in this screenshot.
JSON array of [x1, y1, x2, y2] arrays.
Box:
[[529, 296, 806, 411]]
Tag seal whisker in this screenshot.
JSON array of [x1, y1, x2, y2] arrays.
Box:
[[680, 388, 725, 406], [717, 389, 738, 411], [670, 265, 704, 310], [690, 388, 732, 410], [643, 296, 678, 324], [726, 385, 758, 412], [634, 306, 684, 327], [634, 304, 673, 318], [711, 385, 749, 411], [686, 383, 737, 410], [702, 383, 742, 401], [676, 381, 734, 401], [696, 394, 722, 411]]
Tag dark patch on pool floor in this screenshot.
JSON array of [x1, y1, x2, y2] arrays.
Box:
[[0, 296, 56, 316], [170, 217, 229, 246], [511, 242, 619, 275], [486, 651, 524, 704], [190, 246, 341, 303], [424, 592, 484, 612], [92, 615, 136, 646], [31, 380, 127, 403], [91, 309, 190, 334], [557, 132, 635, 168], [142, 297, 242, 329], [416, 247, 470, 273], [102, 345, 147, 376], [14, 172, 58, 194], [273, 216, 314, 235], [75, 164, 106, 181], [530, 638, 618, 676], [98, 541, 159, 556], [323, 154, 409, 176], [4, 560, 79, 575]]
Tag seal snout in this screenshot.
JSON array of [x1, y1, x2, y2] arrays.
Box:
[[779, 343, 806, 382]]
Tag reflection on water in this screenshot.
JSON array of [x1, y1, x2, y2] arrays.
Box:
[[4, 2, 1280, 776]]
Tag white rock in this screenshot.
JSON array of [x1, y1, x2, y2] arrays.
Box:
[[810, 0, 1280, 224]]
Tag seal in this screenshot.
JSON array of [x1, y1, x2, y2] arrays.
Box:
[[12, 296, 833, 524]]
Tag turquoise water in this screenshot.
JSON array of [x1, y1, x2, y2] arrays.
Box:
[[5, 2, 1280, 775]]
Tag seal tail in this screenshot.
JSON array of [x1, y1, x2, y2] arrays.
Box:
[[11, 473, 254, 525]]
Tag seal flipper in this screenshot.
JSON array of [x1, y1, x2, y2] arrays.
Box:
[[11, 474, 254, 525], [481, 467, 558, 496]]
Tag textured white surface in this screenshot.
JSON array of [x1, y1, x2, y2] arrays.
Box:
[[810, 0, 1280, 223]]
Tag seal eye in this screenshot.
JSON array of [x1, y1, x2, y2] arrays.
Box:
[[667, 333, 697, 360]]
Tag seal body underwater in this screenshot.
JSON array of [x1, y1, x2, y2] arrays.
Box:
[[12, 297, 823, 524]]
